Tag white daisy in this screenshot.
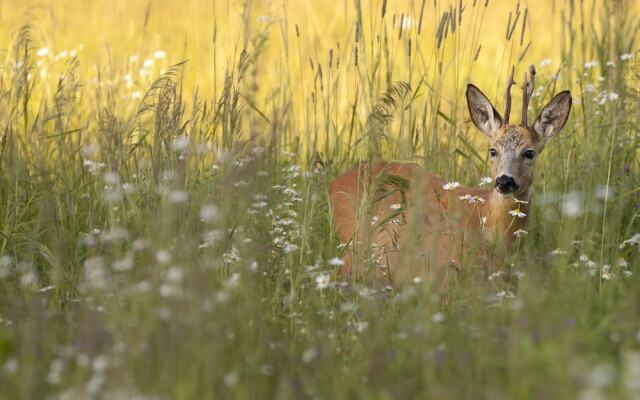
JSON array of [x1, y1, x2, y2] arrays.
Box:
[[508, 209, 527, 218], [513, 229, 528, 238], [442, 181, 461, 191]]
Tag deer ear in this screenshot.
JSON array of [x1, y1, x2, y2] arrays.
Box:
[[532, 91, 572, 140], [466, 84, 503, 138]]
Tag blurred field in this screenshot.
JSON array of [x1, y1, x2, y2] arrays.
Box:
[[0, 0, 639, 399], [2, 0, 636, 141]]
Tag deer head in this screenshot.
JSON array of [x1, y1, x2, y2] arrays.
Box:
[[466, 65, 572, 198]]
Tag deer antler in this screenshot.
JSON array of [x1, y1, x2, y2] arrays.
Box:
[[503, 66, 516, 125], [521, 64, 536, 126]]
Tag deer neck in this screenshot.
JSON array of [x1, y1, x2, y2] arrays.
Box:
[[484, 190, 530, 244]]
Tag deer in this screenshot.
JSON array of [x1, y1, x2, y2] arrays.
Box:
[[329, 66, 572, 286]]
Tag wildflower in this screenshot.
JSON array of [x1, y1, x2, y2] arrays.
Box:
[[562, 192, 583, 217], [282, 187, 299, 197], [84, 257, 107, 289], [600, 265, 614, 280], [496, 290, 516, 299], [488, 271, 502, 281], [328, 257, 345, 267], [234, 180, 249, 188], [171, 135, 190, 152], [358, 287, 376, 300], [81, 143, 100, 158], [585, 84, 596, 93], [608, 92, 619, 102], [282, 243, 299, 253], [479, 176, 493, 186], [390, 203, 402, 210], [539, 59, 552, 67], [79, 233, 97, 247], [617, 258, 630, 269], [619, 233, 640, 249], [584, 60, 599, 69], [251, 146, 265, 155], [153, 50, 166, 59], [249, 260, 259, 272], [131, 91, 142, 99], [20, 271, 37, 287], [595, 185, 614, 200], [606, 60, 616, 67], [143, 59, 154, 68], [282, 150, 296, 158], [200, 204, 220, 223], [302, 348, 318, 363], [46, 359, 65, 385], [356, 321, 369, 332], [223, 246, 241, 264], [459, 194, 486, 204], [513, 229, 528, 238], [100, 227, 129, 242], [132, 238, 150, 251], [315, 273, 330, 289], [370, 215, 379, 226], [509, 209, 527, 218], [226, 273, 240, 290], [251, 201, 268, 209], [3, 358, 18, 375], [129, 55, 139, 63], [442, 181, 461, 190], [112, 254, 134, 272], [620, 53, 634, 61], [0, 256, 13, 279], [83, 160, 106, 173], [431, 312, 445, 323], [168, 190, 188, 204], [586, 260, 598, 274], [104, 171, 120, 186], [413, 277, 422, 284], [156, 250, 172, 264], [550, 248, 567, 256], [224, 372, 239, 387], [37, 47, 49, 57]]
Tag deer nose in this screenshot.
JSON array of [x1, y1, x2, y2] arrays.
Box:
[[495, 175, 519, 194]]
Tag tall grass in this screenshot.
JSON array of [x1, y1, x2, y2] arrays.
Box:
[[0, 0, 639, 398]]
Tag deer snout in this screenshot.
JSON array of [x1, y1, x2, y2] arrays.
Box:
[[495, 175, 519, 194]]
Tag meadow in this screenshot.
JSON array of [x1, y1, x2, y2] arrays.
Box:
[[0, 0, 639, 398]]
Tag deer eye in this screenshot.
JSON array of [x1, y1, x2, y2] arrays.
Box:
[[524, 149, 536, 160], [489, 148, 498, 158]]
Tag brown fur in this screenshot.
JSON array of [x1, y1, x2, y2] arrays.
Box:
[[328, 82, 571, 287], [329, 161, 528, 286]]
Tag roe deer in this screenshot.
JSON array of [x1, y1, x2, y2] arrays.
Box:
[[329, 66, 572, 286]]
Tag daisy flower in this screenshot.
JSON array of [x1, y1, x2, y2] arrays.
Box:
[[509, 209, 527, 218], [513, 229, 528, 238], [442, 181, 461, 191]]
